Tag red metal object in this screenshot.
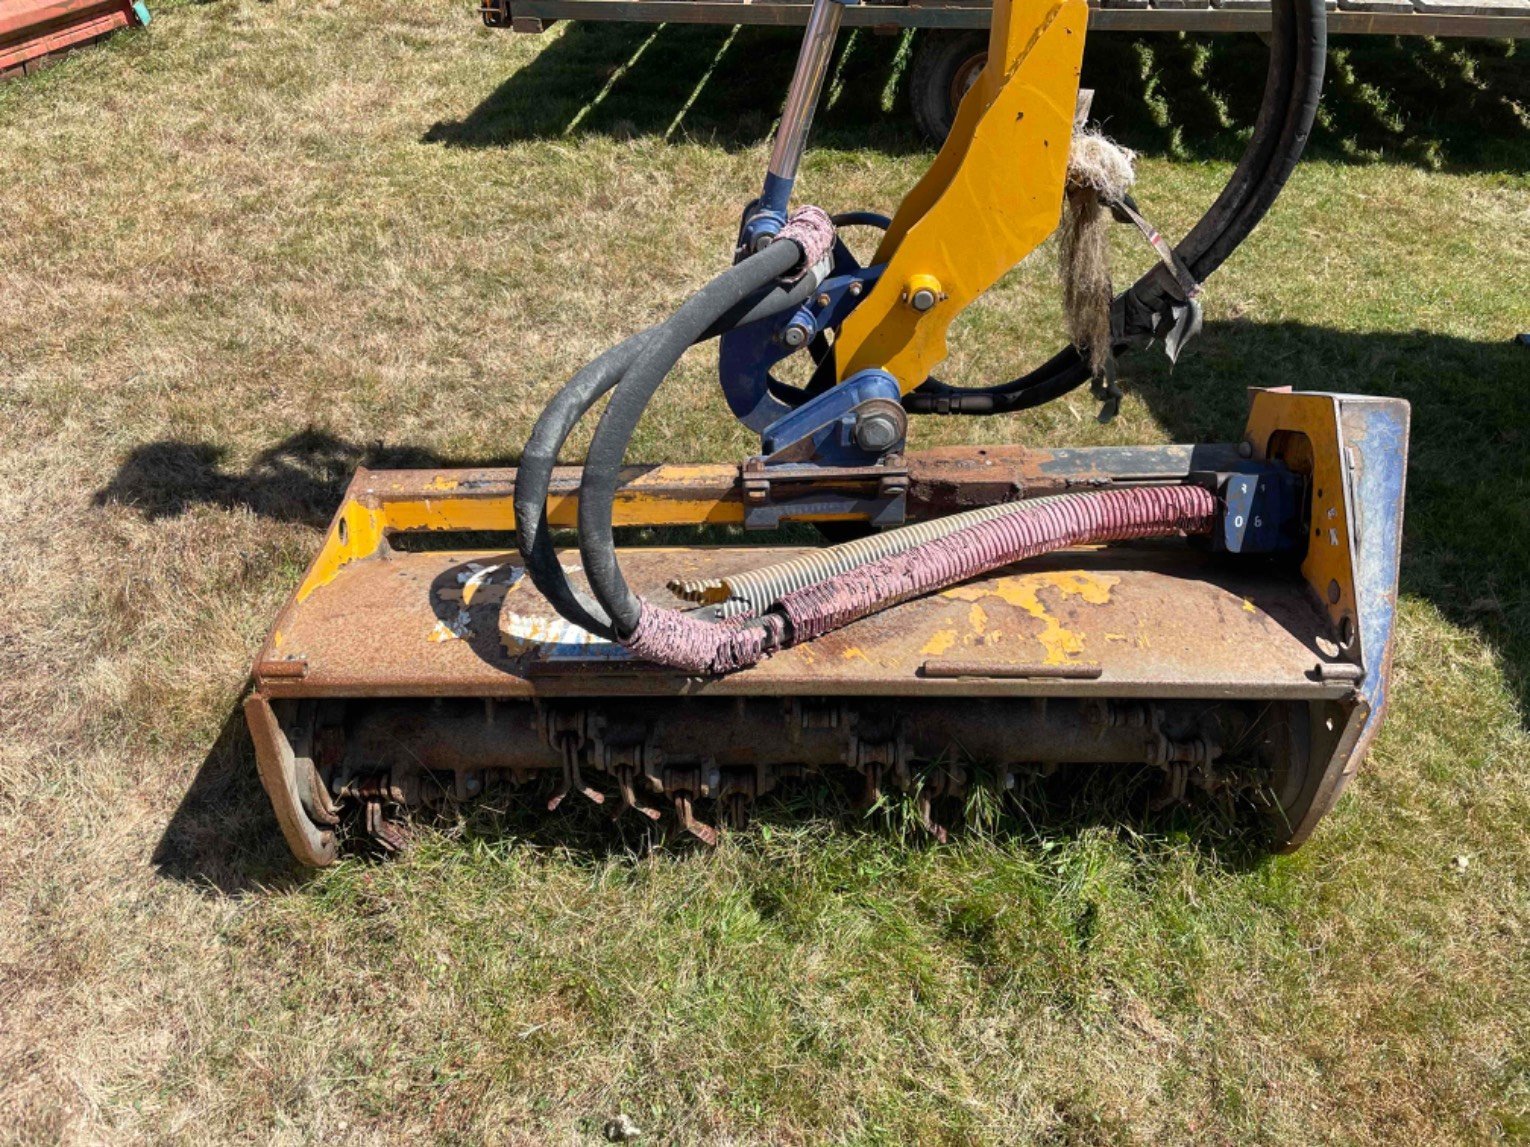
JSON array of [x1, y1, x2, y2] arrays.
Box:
[[0, 0, 147, 80]]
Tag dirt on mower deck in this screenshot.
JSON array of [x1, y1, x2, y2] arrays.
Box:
[[260, 543, 1343, 699]]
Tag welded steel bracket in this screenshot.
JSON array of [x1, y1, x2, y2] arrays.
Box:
[[739, 455, 908, 530]]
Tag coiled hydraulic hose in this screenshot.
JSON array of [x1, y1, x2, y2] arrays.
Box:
[[514, 253, 821, 639], [576, 237, 808, 637], [904, 0, 1326, 414]]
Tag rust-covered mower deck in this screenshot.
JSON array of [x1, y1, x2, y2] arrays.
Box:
[[247, 390, 1409, 864]]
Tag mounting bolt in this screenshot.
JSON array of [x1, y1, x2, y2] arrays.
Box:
[[854, 409, 903, 452], [848, 281, 864, 297], [1238, 439, 1254, 458], [782, 323, 811, 349], [816, 293, 831, 308], [903, 273, 943, 313]]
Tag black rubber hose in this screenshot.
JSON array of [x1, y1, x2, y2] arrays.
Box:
[[515, 330, 656, 639], [904, 0, 1326, 414], [1187, 0, 1323, 281], [577, 238, 806, 637], [515, 272, 821, 640]]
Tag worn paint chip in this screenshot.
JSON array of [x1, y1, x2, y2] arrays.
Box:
[[944, 571, 1119, 665], [921, 629, 959, 656]]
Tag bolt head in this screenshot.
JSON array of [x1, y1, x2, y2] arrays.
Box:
[[854, 411, 902, 452], [848, 281, 863, 297], [782, 323, 809, 348], [910, 287, 937, 312]]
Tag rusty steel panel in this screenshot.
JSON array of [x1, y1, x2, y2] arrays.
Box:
[[245, 694, 337, 866], [256, 543, 1346, 702], [328, 443, 1242, 533]]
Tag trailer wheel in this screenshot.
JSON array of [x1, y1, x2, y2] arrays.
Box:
[[909, 31, 988, 146]]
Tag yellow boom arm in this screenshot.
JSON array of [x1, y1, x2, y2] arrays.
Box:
[[832, 0, 1089, 391]]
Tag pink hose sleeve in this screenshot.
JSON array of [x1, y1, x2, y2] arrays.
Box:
[[775, 206, 835, 280], [621, 485, 1217, 675], [623, 605, 787, 676], [780, 486, 1217, 642]]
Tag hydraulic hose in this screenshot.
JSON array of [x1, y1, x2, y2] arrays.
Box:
[[515, 329, 656, 640], [904, 0, 1327, 414], [514, 262, 823, 639], [577, 237, 807, 637], [623, 485, 1217, 675]]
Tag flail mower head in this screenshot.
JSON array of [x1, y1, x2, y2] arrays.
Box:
[[245, 0, 1409, 863]]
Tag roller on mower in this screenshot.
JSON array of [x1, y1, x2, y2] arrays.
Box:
[[245, 0, 1409, 863]]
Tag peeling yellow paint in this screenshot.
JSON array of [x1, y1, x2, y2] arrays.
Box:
[[968, 603, 988, 637], [840, 646, 870, 663], [921, 629, 959, 656], [1242, 598, 1257, 613], [945, 571, 1119, 665]]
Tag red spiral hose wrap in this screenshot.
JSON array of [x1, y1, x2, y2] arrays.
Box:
[[623, 484, 1217, 675]]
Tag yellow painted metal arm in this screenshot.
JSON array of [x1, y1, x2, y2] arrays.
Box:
[[831, 0, 1088, 392]]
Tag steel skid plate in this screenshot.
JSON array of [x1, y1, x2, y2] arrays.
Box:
[[246, 391, 1410, 864], [258, 543, 1349, 702]]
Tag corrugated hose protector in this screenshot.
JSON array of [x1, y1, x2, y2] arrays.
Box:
[[622, 484, 1217, 675]]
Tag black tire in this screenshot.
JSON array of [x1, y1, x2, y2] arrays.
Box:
[[908, 31, 988, 146]]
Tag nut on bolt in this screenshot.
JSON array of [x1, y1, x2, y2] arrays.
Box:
[[904, 273, 943, 313], [852, 399, 907, 453], [782, 322, 811, 348]]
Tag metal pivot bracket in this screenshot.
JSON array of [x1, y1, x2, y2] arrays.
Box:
[[740, 457, 908, 530], [740, 367, 910, 529]]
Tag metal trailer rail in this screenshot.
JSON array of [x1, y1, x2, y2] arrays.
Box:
[[483, 0, 1530, 39], [481, 0, 1526, 139], [0, 0, 151, 79]]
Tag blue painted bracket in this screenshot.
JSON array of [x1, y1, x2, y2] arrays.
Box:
[[1331, 394, 1411, 781], [718, 259, 884, 432], [1199, 465, 1306, 555], [759, 369, 902, 464]]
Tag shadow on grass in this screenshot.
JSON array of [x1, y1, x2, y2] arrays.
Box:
[[426, 24, 1526, 172], [151, 708, 314, 895], [92, 429, 517, 528], [425, 22, 920, 154]]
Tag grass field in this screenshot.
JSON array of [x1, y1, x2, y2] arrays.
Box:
[[2, 1, 1528, 1141]]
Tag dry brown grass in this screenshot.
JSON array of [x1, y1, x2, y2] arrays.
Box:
[[1, 1, 1527, 1142]]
